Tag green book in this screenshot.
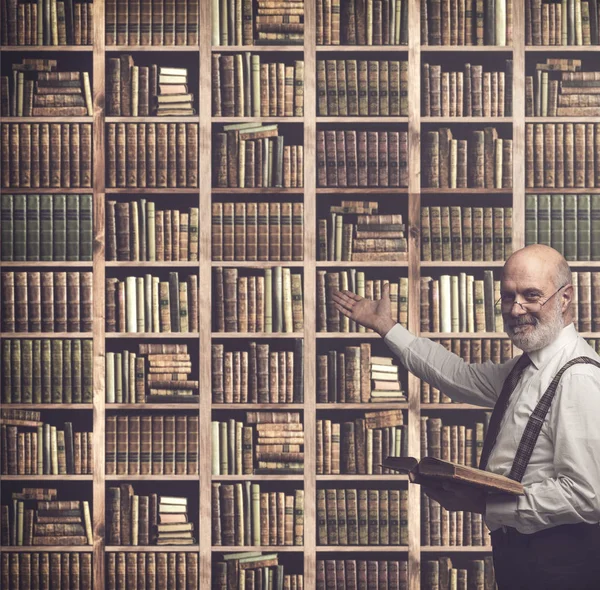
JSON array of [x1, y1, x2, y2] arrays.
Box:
[[525, 195, 538, 246], [82, 340, 93, 403], [53, 194, 67, 261], [66, 194, 80, 261], [537, 194, 551, 247], [2, 339, 11, 404], [40, 194, 53, 261], [27, 195, 40, 261], [72, 339, 82, 403], [591, 195, 600, 261], [577, 195, 590, 261], [32, 339, 42, 404], [13, 194, 27, 261], [79, 194, 93, 261], [563, 194, 577, 261], [63, 339, 72, 403], [1, 194, 13, 261], [22, 340, 33, 403], [51, 340, 64, 403], [41, 339, 52, 403], [550, 194, 565, 255], [11, 340, 21, 403]]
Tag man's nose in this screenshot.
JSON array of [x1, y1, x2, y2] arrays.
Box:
[[509, 301, 528, 316]]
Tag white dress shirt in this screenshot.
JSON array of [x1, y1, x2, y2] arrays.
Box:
[[384, 322, 600, 534]]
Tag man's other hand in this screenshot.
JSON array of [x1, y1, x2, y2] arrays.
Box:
[[422, 481, 487, 514]]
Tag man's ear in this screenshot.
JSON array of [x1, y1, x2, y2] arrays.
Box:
[[561, 284, 574, 312]]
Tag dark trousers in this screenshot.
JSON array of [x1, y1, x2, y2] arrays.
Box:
[[491, 522, 600, 590]]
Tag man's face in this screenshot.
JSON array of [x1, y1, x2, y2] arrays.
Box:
[[501, 261, 565, 353]]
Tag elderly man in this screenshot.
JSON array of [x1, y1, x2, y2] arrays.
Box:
[[332, 244, 600, 590]]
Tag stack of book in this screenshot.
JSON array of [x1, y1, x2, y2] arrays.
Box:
[[317, 559, 408, 589], [1, 271, 93, 333], [370, 357, 405, 402], [156, 496, 194, 545], [317, 130, 409, 188], [1, 488, 92, 546], [526, 123, 600, 189], [317, 487, 409, 545], [422, 557, 496, 589], [528, 59, 600, 117], [317, 410, 407, 475], [422, 60, 513, 117], [212, 483, 304, 546], [316, 0, 408, 45], [525, 194, 599, 261], [1, 59, 92, 117], [422, 338, 513, 403], [424, 127, 512, 188], [214, 123, 304, 188], [319, 202, 407, 262], [212, 54, 304, 117], [211, 340, 304, 404], [2, 0, 93, 45], [420, 271, 503, 333], [317, 271, 409, 332], [255, 0, 304, 44], [1, 412, 93, 475], [106, 343, 197, 404], [2, 338, 93, 404], [213, 267, 304, 333], [211, 412, 304, 475], [213, 552, 304, 590], [1, 194, 93, 262], [105, 272, 199, 333], [155, 67, 195, 116], [105, 414, 199, 476]]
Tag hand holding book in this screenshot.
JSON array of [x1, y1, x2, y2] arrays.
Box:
[[422, 481, 487, 514]]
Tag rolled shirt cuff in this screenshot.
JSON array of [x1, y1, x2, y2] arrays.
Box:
[[485, 494, 519, 532]]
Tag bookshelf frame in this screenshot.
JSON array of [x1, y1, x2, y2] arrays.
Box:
[[3, 0, 600, 587]]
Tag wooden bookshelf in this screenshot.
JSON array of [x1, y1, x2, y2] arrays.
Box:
[[3, 0, 600, 589]]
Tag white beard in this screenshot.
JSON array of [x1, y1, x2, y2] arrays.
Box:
[[504, 298, 565, 353]]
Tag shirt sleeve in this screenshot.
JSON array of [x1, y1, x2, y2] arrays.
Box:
[[384, 323, 513, 407], [486, 371, 600, 533]]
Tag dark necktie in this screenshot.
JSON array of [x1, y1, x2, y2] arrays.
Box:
[[479, 353, 532, 471]]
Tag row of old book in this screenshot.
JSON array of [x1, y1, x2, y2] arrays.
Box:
[[106, 343, 197, 404], [420, 271, 502, 333], [527, 59, 600, 117], [317, 559, 408, 590], [422, 557, 496, 590], [105, 414, 199, 476], [211, 412, 304, 476], [316, 59, 409, 117], [2, 339, 93, 404], [214, 124, 304, 188], [566, 271, 600, 332], [1, 488, 93, 546], [318, 208, 407, 262], [105, 0, 199, 46], [107, 57, 195, 117], [422, 494, 490, 547], [317, 487, 408, 546], [211, 201, 304, 262], [213, 0, 304, 46], [422, 0, 511, 46], [316, 130, 409, 188], [106, 200, 199, 262], [214, 267, 304, 334], [525, 194, 600, 261], [1, 412, 92, 475], [526, 122, 600, 188], [527, 0, 600, 45], [105, 273, 199, 333], [424, 127, 512, 189], [422, 338, 514, 403], [2, 0, 93, 45], [212, 54, 304, 117], [1, 194, 92, 262], [212, 341, 304, 404], [317, 413, 408, 475], [1, 271, 92, 333], [107, 488, 194, 546], [316, 0, 408, 45], [107, 552, 199, 590], [421, 206, 513, 262], [106, 123, 199, 189], [214, 553, 303, 590], [1, 59, 92, 117], [212, 483, 304, 546], [1, 552, 93, 590], [317, 347, 406, 403], [317, 271, 409, 333], [1, 123, 92, 189], [422, 61, 513, 117]]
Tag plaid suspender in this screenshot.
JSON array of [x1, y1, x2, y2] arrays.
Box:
[[508, 356, 600, 482]]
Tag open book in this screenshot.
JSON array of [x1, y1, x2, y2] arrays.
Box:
[[382, 456, 524, 495]]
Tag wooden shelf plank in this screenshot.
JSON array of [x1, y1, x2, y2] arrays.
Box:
[[421, 45, 512, 51], [525, 45, 600, 51], [316, 45, 408, 52], [212, 45, 303, 52], [106, 46, 200, 51], [420, 188, 512, 194], [420, 261, 506, 267], [422, 117, 513, 123], [106, 117, 200, 123], [211, 261, 306, 267], [211, 188, 305, 194], [105, 188, 200, 194], [0, 46, 93, 52], [526, 117, 600, 122], [316, 332, 380, 338], [105, 261, 200, 267], [212, 117, 304, 123], [317, 475, 409, 481], [1, 117, 93, 122], [316, 116, 409, 123], [316, 188, 408, 194], [316, 261, 408, 267], [0, 188, 92, 194], [421, 403, 491, 410], [421, 332, 508, 338], [105, 475, 200, 481]]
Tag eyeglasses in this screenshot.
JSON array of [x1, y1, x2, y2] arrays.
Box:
[[495, 284, 567, 313]]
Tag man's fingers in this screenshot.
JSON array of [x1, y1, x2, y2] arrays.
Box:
[[382, 282, 391, 299], [342, 290, 363, 302], [332, 291, 354, 311], [334, 302, 352, 317]]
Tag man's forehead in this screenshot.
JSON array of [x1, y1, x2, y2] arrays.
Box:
[[501, 258, 556, 290]]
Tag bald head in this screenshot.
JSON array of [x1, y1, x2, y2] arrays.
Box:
[[503, 245, 572, 290]]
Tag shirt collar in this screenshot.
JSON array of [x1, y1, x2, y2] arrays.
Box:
[[527, 323, 578, 370]]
